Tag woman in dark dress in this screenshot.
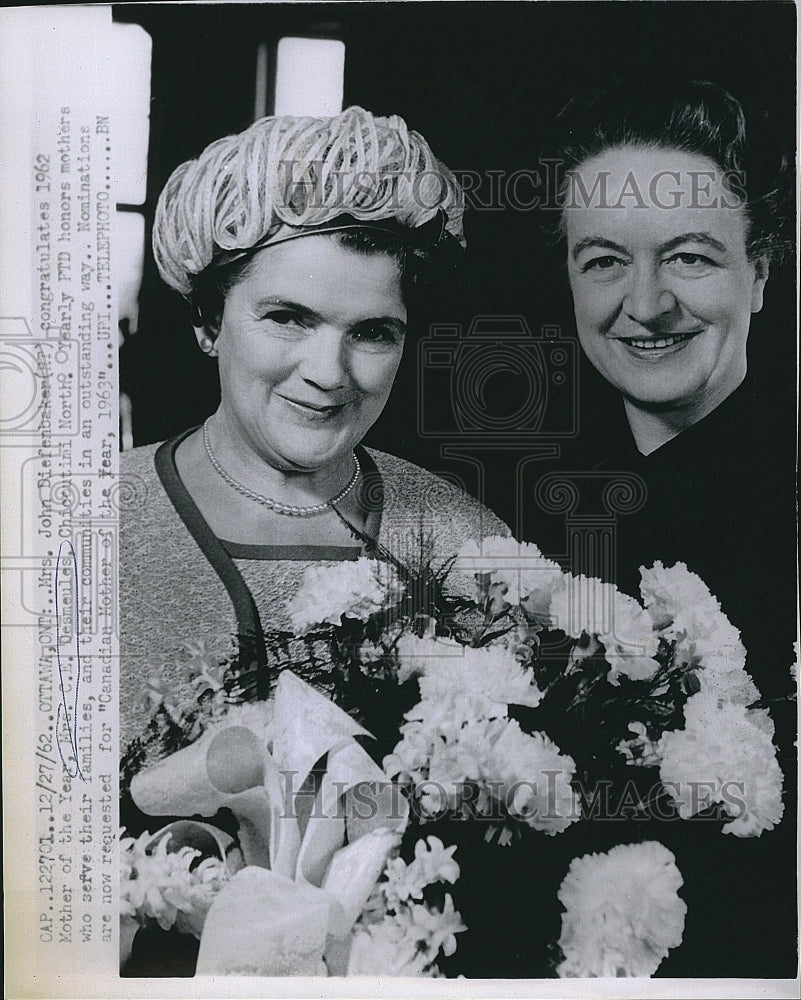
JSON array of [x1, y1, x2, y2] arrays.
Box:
[[541, 79, 797, 977]]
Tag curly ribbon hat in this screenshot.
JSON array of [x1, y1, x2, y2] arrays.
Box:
[[153, 106, 466, 296]]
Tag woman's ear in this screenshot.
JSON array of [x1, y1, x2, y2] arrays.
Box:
[[191, 298, 222, 356], [190, 294, 222, 356], [750, 256, 770, 314], [194, 324, 220, 357]]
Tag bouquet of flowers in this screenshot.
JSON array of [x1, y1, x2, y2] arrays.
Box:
[[121, 534, 790, 978], [121, 671, 464, 976]]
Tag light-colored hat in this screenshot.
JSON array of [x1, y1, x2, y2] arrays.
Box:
[[153, 106, 465, 296]]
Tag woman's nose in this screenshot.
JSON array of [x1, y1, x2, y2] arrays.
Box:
[[622, 264, 677, 325], [299, 327, 348, 390]]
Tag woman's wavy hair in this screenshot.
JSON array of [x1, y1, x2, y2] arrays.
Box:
[[547, 78, 794, 265], [189, 224, 460, 330]]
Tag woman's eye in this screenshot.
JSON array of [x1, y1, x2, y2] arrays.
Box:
[[263, 310, 303, 326], [581, 256, 627, 277], [664, 252, 717, 273], [351, 324, 403, 347]]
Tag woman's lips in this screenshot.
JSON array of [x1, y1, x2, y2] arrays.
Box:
[[279, 395, 347, 419], [614, 329, 703, 354]]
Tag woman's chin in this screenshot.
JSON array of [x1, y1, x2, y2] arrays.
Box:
[[264, 441, 357, 475]]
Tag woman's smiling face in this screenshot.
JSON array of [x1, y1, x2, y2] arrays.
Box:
[[211, 235, 407, 473], [564, 146, 768, 419]]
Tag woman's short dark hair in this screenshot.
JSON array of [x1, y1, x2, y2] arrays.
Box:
[[548, 78, 794, 264], [190, 226, 460, 330]]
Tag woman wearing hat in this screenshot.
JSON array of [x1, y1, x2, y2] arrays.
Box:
[[119, 107, 508, 765]]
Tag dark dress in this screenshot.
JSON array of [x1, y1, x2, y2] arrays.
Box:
[[592, 378, 796, 707], [540, 375, 798, 978]]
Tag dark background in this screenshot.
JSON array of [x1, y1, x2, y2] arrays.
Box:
[[114, 1, 797, 537], [113, 6, 798, 978]]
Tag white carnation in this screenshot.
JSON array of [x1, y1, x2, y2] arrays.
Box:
[[658, 692, 784, 836], [489, 720, 580, 835], [385, 643, 545, 812], [639, 560, 714, 628], [394, 639, 542, 722], [393, 633, 464, 684], [694, 665, 760, 706], [288, 558, 404, 632], [557, 841, 686, 977], [640, 562, 754, 700], [386, 709, 579, 834], [550, 574, 659, 682], [455, 535, 564, 612]]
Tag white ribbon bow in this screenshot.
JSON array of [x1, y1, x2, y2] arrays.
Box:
[[131, 670, 408, 975]]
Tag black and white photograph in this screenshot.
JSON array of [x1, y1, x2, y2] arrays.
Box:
[[1, 1, 798, 995]]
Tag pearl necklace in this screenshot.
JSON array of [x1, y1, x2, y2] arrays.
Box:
[[202, 419, 360, 517]]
